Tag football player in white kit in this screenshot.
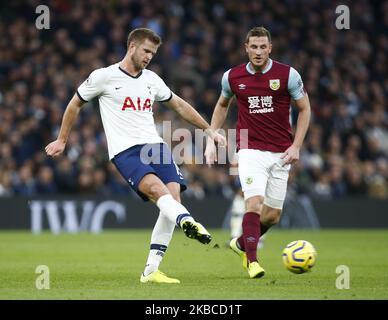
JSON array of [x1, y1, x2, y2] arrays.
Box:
[[45, 28, 226, 284]]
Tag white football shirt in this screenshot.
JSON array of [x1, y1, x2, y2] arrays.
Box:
[[77, 63, 172, 159]]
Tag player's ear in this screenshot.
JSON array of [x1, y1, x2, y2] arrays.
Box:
[[268, 42, 272, 54], [128, 41, 137, 54]]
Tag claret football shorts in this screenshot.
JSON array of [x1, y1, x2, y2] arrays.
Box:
[[112, 143, 187, 201], [237, 149, 291, 209]]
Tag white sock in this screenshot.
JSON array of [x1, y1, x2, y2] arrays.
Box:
[[230, 213, 243, 238], [230, 194, 245, 238], [156, 194, 194, 227], [143, 212, 175, 276]]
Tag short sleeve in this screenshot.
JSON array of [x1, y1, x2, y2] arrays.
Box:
[[288, 67, 306, 100], [221, 69, 234, 98], [77, 68, 107, 102], [154, 74, 172, 102]]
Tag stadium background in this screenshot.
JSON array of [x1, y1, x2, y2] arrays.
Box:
[[1, 0, 388, 303], [0, 0, 387, 230]]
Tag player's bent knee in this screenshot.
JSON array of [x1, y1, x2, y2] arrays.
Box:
[[263, 197, 284, 210], [148, 183, 166, 198], [262, 201, 282, 226], [139, 175, 170, 201]]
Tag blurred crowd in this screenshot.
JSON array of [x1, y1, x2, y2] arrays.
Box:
[[0, 0, 387, 200]]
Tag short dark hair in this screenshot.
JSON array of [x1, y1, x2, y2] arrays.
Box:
[[245, 26, 271, 43], [127, 28, 162, 49]]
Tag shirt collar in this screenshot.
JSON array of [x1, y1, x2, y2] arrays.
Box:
[[246, 58, 273, 75]]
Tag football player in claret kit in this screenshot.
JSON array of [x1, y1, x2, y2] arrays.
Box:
[[205, 26, 311, 279], [45, 28, 226, 284]]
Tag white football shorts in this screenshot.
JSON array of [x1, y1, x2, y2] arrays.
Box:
[[237, 149, 291, 209]]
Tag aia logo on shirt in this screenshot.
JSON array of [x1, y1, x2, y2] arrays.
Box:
[[122, 97, 152, 112]]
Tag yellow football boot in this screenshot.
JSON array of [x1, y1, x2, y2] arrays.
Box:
[[181, 220, 212, 244], [140, 270, 180, 284], [229, 237, 248, 269], [247, 261, 265, 279]]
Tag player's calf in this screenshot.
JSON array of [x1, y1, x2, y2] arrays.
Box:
[[261, 205, 282, 228]]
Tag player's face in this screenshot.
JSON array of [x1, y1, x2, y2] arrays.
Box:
[[245, 36, 272, 70], [130, 39, 159, 71]]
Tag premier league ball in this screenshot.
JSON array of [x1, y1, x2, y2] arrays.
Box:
[[282, 240, 317, 274]]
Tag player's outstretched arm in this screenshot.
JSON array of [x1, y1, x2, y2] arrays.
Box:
[[281, 94, 311, 166], [204, 95, 232, 167], [164, 93, 226, 146], [45, 94, 85, 157]]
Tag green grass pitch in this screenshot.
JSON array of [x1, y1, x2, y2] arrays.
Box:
[[0, 229, 387, 300]]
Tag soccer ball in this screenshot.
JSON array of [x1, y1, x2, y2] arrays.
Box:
[[282, 240, 317, 274]]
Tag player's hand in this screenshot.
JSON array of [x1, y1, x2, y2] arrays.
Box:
[[280, 144, 300, 166], [204, 139, 217, 167], [205, 128, 227, 147], [213, 131, 227, 147], [45, 139, 66, 158]]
